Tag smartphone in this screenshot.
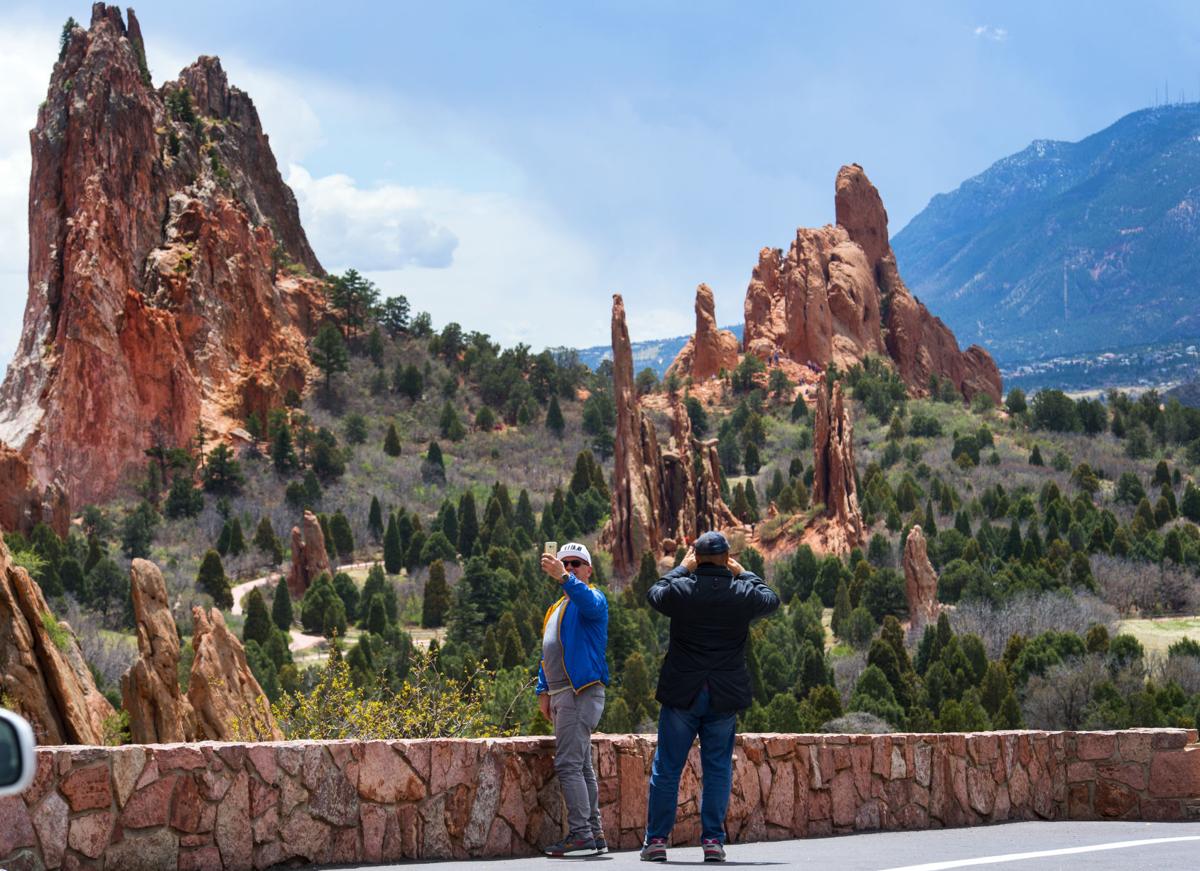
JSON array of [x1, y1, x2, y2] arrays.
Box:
[[544, 541, 558, 556]]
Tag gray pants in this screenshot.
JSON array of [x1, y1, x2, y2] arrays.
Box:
[[551, 684, 605, 841]]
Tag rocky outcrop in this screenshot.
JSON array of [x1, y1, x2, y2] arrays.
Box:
[[809, 381, 866, 554], [903, 525, 940, 630], [667, 284, 740, 382], [0, 532, 115, 744], [0, 5, 325, 512], [121, 559, 197, 744], [601, 295, 738, 578], [741, 165, 1001, 404], [188, 606, 282, 741], [0, 445, 69, 536], [287, 510, 332, 599]]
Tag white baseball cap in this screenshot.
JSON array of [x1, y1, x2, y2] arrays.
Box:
[[557, 542, 592, 565]]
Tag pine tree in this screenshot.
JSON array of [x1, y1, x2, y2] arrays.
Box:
[[422, 559, 451, 628], [383, 514, 404, 574], [422, 441, 446, 484], [1182, 482, 1200, 522], [514, 489, 537, 537], [197, 550, 232, 609], [365, 594, 389, 635], [832, 579, 852, 639], [216, 520, 233, 556], [368, 496, 384, 542], [312, 323, 349, 392], [243, 588, 272, 646], [458, 491, 479, 556], [254, 516, 278, 559], [272, 579, 294, 630], [383, 423, 402, 457], [228, 518, 246, 556], [1029, 444, 1044, 466], [546, 395, 565, 438], [440, 402, 466, 441], [272, 422, 298, 472]]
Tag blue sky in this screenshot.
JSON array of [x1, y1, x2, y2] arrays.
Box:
[[2, 1, 1200, 361]]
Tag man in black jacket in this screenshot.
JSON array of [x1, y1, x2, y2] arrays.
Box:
[[640, 531, 780, 863]]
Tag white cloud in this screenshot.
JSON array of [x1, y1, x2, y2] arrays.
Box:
[[287, 165, 458, 270], [973, 25, 1008, 42]]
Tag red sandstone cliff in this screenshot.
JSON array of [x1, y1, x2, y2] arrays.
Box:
[[742, 165, 1001, 404], [0, 5, 325, 513], [667, 284, 740, 382]]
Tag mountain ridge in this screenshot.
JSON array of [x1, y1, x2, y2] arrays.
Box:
[[892, 103, 1200, 362]]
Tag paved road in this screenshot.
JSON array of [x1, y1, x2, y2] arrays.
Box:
[[323, 820, 1200, 870]]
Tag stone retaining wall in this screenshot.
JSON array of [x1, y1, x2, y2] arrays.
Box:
[[1, 729, 1198, 869]]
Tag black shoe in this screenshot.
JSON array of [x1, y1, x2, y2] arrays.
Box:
[[594, 835, 608, 854], [544, 836, 599, 858]]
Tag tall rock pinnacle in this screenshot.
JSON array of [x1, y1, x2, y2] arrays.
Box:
[[0, 5, 326, 512], [601, 294, 737, 578], [811, 380, 866, 553], [667, 283, 740, 382]]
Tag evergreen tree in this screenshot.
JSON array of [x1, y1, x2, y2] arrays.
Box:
[[546, 395, 565, 438], [832, 579, 853, 639], [383, 423, 402, 457], [365, 594, 389, 635], [1029, 444, 1044, 466], [272, 422, 298, 472], [1182, 482, 1200, 522], [383, 514, 404, 574], [368, 496, 384, 542], [440, 402, 466, 441], [243, 588, 272, 646], [312, 323, 349, 392], [329, 510, 355, 560], [228, 517, 246, 557], [216, 520, 233, 556], [743, 442, 762, 475], [254, 517, 279, 562], [197, 550, 232, 609], [272, 579, 294, 630], [202, 443, 244, 495], [165, 474, 204, 519], [458, 491, 479, 556], [422, 559, 452, 628], [60, 558, 86, 600], [423, 441, 446, 484]]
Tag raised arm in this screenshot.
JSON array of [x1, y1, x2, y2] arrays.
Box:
[[737, 571, 781, 619], [561, 574, 608, 621], [646, 564, 691, 616]]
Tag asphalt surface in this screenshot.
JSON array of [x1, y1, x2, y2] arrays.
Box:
[[324, 820, 1200, 870]]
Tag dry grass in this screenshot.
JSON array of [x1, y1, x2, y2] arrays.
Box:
[[1117, 615, 1200, 658]]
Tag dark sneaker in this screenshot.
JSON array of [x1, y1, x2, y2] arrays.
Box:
[[544, 836, 599, 858], [641, 837, 667, 862], [594, 835, 608, 854], [702, 838, 726, 862]]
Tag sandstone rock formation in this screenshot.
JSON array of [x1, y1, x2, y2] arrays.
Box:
[[0, 445, 69, 536], [0, 5, 325, 514], [667, 284, 740, 382], [742, 165, 1001, 404], [188, 606, 282, 741], [601, 295, 738, 578], [0, 531, 114, 744], [809, 381, 866, 553], [121, 559, 197, 744], [287, 510, 332, 600], [903, 525, 940, 630]]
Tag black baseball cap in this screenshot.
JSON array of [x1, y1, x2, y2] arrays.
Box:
[[694, 531, 730, 556]]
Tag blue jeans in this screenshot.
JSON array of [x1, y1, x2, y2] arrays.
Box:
[[645, 686, 737, 843]]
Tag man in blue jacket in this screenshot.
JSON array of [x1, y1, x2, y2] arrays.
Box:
[[536, 542, 609, 858], [641, 531, 780, 863]]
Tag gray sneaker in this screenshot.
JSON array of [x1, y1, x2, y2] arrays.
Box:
[[702, 838, 726, 862], [544, 836, 599, 858], [641, 837, 667, 862]]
